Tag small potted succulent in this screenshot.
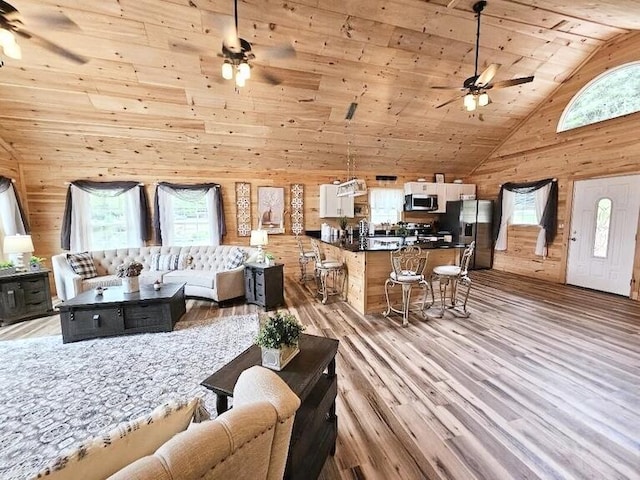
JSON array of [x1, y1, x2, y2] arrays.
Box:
[[255, 312, 305, 371], [30, 255, 46, 272], [264, 252, 275, 266], [116, 261, 144, 293], [0, 260, 15, 277]]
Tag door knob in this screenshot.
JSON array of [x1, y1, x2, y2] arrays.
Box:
[[570, 237, 577, 241]]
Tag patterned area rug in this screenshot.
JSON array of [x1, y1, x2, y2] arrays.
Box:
[[0, 314, 259, 480]]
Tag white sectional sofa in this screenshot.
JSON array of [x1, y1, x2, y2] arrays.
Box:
[[52, 245, 257, 302]]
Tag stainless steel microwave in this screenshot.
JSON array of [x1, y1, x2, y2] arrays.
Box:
[[404, 194, 438, 211]]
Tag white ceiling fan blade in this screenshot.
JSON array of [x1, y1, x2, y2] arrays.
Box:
[[475, 63, 500, 87]]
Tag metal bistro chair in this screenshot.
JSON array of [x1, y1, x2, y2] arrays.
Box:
[[296, 236, 316, 283], [383, 246, 432, 327], [430, 241, 475, 318], [310, 239, 345, 304]]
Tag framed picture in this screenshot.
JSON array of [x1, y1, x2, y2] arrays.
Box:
[[257, 186, 285, 234], [435, 173, 445, 183]]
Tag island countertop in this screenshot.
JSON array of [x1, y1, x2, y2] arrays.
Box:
[[306, 230, 467, 252], [305, 233, 462, 315]]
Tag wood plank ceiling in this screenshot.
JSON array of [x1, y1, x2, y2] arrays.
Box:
[[0, 0, 637, 176]]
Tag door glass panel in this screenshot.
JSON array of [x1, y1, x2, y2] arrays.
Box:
[[593, 198, 612, 258]]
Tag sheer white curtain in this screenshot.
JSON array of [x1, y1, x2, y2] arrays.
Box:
[[495, 189, 515, 251], [369, 188, 404, 225], [156, 186, 220, 246], [534, 183, 552, 256], [69, 185, 143, 251], [0, 186, 27, 261]]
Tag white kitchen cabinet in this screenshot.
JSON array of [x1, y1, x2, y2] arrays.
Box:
[[403, 182, 476, 213], [404, 182, 437, 195], [319, 184, 354, 218]]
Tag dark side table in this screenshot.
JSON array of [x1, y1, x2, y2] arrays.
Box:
[[201, 334, 339, 480], [0, 269, 54, 325]]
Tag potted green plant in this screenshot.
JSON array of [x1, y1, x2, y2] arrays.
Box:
[[0, 260, 15, 277], [264, 252, 275, 266], [255, 312, 305, 371], [29, 255, 46, 272]]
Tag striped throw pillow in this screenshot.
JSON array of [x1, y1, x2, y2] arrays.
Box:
[[150, 253, 192, 271]]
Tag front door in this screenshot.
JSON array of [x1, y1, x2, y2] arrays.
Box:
[[566, 175, 640, 296]]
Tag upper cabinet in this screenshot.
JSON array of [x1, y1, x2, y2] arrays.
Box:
[[319, 184, 355, 218], [404, 182, 476, 213]]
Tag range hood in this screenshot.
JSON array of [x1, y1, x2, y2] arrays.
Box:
[[336, 178, 367, 197]]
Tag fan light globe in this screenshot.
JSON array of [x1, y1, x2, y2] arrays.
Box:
[[0, 28, 15, 48], [478, 92, 490, 107], [464, 93, 476, 111], [221, 62, 234, 80], [235, 73, 246, 87], [238, 62, 250, 79], [3, 41, 21, 60]]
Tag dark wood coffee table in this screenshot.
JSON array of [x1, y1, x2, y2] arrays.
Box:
[[59, 283, 186, 343], [201, 334, 339, 480]]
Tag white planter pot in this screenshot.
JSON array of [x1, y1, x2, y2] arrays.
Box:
[[122, 276, 140, 293], [260, 344, 300, 371]]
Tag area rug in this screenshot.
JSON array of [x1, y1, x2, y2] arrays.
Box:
[[0, 313, 260, 480]]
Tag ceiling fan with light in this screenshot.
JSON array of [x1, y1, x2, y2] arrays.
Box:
[[218, 0, 295, 87], [0, 0, 86, 64], [432, 1, 534, 111]]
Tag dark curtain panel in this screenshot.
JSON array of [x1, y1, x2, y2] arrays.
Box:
[[153, 182, 225, 245], [493, 178, 558, 246], [60, 180, 150, 250], [0, 176, 30, 233]]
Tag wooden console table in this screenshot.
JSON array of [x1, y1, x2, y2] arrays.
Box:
[[201, 334, 339, 480]]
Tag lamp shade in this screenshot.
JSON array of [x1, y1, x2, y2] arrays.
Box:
[[250, 230, 268, 247], [3, 234, 34, 254]]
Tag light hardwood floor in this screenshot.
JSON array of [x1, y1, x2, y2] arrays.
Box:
[[1, 271, 639, 480]]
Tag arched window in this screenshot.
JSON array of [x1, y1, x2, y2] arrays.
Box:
[[557, 61, 640, 132]]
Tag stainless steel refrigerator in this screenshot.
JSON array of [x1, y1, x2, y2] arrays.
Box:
[[441, 200, 494, 270]]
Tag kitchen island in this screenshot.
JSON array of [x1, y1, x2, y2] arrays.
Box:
[[308, 234, 466, 315]]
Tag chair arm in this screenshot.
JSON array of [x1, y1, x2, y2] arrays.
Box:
[[51, 253, 82, 301], [233, 366, 300, 422]]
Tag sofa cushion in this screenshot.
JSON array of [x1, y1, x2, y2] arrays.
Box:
[[81, 275, 122, 291], [66, 252, 98, 280], [225, 247, 246, 270], [163, 270, 217, 289], [33, 397, 205, 480]]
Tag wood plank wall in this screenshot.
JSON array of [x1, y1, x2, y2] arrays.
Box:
[[16, 165, 442, 294], [469, 31, 640, 300]]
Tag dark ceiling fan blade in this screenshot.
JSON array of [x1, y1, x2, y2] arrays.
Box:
[[0, 0, 18, 17], [475, 63, 500, 87], [431, 85, 465, 90], [259, 43, 296, 60], [436, 94, 464, 109], [27, 11, 80, 30], [488, 76, 534, 90], [14, 29, 87, 64]]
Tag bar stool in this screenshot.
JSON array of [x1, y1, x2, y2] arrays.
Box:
[[296, 236, 316, 283], [310, 239, 345, 304], [383, 246, 431, 327], [430, 241, 475, 318]]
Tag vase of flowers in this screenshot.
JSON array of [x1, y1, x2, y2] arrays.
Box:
[[255, 312, 305, 371], [116, 261, 143, 293]]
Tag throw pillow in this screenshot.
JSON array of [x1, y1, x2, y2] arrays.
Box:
[[225, 247, 246, 270], [66, 252, 98, 280], [150, 253, 192, 271], [33, 397, 207, 480]]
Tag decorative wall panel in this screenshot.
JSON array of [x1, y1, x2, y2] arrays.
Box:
[[290, 183, 304, 235], [235, 182, 251, 237]]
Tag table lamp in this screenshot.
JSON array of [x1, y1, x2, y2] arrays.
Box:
[[250, 229, 268, 263], [3, 234, 34, 271]]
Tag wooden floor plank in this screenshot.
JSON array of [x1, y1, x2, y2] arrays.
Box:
[[2, 270, 639, 480]]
